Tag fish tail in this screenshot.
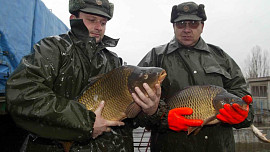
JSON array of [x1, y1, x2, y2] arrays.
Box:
[[251, 124, 270, 143]]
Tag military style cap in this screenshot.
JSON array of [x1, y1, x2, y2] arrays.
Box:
[[69, 0, 114, 20], [170, 2, 207, 23]]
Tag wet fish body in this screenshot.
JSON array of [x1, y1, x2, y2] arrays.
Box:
[[167, 85, 244, 125], [167, 85, 270, 143], [78, 65, 167, 121], [61, 65, 166, 152]]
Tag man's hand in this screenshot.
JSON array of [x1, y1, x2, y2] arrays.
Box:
[[216, 103, 249, 124], [132, 83, 161, 115], [92, 101, 125, 139], [168, 107, 203, 132], [216, 95, 252, 125]]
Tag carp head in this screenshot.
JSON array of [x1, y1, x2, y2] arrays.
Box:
[[213, 90, 251, 112], [127, 66, 167, 95]]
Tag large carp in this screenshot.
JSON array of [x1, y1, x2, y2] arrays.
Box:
[[61, 65, 167, 152], [167, 85, 270, 143], [78, 65, 167, 120]]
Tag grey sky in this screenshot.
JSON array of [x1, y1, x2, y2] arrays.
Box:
[[42, 0, 270, 71]]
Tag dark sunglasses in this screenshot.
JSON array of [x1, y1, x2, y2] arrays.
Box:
[[175, 21, 201, 29]]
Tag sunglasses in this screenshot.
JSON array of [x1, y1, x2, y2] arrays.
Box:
[[175, 21, 201, 29]]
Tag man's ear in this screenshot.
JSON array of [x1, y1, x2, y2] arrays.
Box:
[[201, 23, 204, 33], [70, 14, 76, 20]]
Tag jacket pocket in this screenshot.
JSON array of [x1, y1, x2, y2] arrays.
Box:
[[201, 53, 231, 80]]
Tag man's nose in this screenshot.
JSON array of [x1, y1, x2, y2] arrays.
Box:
[[183, 25, 192, 32], [94, 22, 102, 30]]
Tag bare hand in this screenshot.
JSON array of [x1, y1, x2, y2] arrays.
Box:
[[92, 101, 125, 139], [132, 83, 161, 115]]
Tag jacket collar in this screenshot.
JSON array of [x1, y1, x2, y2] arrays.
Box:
[[69, 19, 119, 47], [167, 37, 210, 54]]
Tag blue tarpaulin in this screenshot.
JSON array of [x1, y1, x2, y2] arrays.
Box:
[[0, 0, 69, 94]]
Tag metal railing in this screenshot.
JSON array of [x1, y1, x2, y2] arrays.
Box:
[[133, 127, 151, 152]]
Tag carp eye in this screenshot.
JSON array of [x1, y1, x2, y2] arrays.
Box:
[[144, 74, 148, 79]]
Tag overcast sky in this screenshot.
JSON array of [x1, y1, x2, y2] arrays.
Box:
[[41, 0, 270, 71]]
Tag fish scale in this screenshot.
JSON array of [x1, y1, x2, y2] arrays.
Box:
[[166, 85, 270, 144], [78, 67, 133, 120], [60, 66, 167, 152], [77, 65, 167, 121], [167, 85, 222, 120]]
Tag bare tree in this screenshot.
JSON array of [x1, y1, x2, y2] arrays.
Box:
[[244, 45, 270, 78]]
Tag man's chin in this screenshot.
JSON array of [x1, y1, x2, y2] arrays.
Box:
[[94, 36, 103, 43], [180, 40, 196, 47], [89, 35, 101, 43], [95, 38, 101, 43]]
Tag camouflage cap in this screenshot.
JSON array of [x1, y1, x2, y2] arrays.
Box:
[[69, 0, 114, 20], [170, 2, 207, 23]]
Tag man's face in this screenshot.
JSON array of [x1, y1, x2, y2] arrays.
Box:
[[78, 12, 108, 43], [173, 20, 204, 47]]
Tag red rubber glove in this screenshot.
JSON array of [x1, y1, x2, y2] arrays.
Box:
[[216, 95, 252, 124], [168, 107, 204, 132], [242, 95, 253, 105]]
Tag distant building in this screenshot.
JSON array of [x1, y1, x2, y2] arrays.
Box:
[[247, 77, 270, 111], [247, 76, 270, 124]]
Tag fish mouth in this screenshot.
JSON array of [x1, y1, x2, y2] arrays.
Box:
[[158, 70, 167, 84]]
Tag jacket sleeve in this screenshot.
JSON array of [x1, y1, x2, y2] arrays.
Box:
[[6, 38, 96, 141], [222, 51, 254, 129]]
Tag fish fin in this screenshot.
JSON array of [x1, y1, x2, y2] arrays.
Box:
[[59, 141, 73, 152], [109, 112, 127, 121], [187, 117, 219, 136], [203, 116, 219, 125], [125, 102, 142, 118], [193, 127, 202, 135], [251, 124, 270, 143], [206, 119, 220, 125], [187, 127, 198, 135], [187, 127, 203, 135], [118, 112, 127, 121]]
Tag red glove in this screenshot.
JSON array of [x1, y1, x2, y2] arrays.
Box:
[[216, 95, 252, 124], [168, 107, 203, 132], [242, 95, 253, 105]]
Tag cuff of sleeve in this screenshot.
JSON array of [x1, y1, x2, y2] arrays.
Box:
[[88, 110, 96, 137], [158, 100, 169, 132], [132, 99, 169, 130]]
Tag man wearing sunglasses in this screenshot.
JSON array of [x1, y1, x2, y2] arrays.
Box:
[[134, 1, 254, 152]]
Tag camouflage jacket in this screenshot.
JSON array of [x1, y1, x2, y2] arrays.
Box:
[[135, 37, 254, 152]]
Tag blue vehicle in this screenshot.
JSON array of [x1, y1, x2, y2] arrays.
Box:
[[0, 0, 68, 151]]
